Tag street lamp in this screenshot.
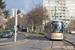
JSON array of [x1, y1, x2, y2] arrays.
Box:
[[12, 9, 21, 42], [12, 9, 15, 17]]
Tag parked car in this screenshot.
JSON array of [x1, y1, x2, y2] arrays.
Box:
[[7, 29, 14, 33], [1, 31, 13, 38], [21, 28, 27, 32], [69, 30, 75, 34]]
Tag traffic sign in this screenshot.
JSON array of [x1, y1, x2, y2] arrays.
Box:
[[3, 25, 5, 28], [64, 22, 67, 25]]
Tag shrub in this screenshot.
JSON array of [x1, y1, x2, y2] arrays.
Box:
[[0, 28, 4, 34], [38, 32, 44, 35], [64, 35, 66, 39]]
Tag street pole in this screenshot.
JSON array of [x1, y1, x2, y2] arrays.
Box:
[[45, 12, 46, 24], [12, 9, 15, 17], [38, 19, 40, 32], [32, 18, 34, 32], [12, 9, 15, 29], [51, 10, 53, 20], [32, 26, 33, 31], [70, 16, 72, 28], [14, 9, 18, 42], [54, 6, 56, 20]]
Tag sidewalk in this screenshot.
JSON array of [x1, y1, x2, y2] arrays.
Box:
[[0, 33, 26, 43], [64, 33, 75, 44]]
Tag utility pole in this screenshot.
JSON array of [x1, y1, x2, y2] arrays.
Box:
[[14, 9, 18, 42], [70, 16, 72, 28], [45, 12, 46, 24], [12, 9, 21, 42], [54, 6, 56, 20], [32, 18, 34, 32], [38, 19, 40, 32]]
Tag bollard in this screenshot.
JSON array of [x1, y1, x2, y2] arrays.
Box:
[[27, 28, 29, 32]]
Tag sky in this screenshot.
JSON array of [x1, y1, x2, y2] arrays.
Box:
[[3, 0, 43, 15]]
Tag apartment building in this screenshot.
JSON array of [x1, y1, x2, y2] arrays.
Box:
[[43, 0, 75, 28]]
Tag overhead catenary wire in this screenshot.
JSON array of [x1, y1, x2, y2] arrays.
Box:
[[31, 0, 37, 7]]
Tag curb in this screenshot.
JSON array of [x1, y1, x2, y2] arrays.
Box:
[[0, 39, 28, 46], [18, 32, 30, 39], [0, 38, 8, 41], [0, 32, 29, 46], [64, 39, 75, 46]]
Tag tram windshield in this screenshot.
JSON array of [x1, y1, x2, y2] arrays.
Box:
[[51, 21, 63, 33]]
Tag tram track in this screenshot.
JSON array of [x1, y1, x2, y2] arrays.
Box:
[[50, 40, 75, 50], [62, 40, 70, 50], [62, 40, 75, 50], [51, 41, 53, 50]]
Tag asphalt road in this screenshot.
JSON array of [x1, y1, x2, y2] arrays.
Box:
[[0, 32, 74, 50], [0, 33, 51, 50], [0, 33, 26, 43], [64, 34, 75, 43]]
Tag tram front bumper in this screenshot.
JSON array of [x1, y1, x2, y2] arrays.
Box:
[[51, 35, 63, 40]]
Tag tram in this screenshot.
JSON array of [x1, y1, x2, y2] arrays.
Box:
[[44, 20, 64, 40]]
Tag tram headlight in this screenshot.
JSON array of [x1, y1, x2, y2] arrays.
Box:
[[59, 33, 62, 35]]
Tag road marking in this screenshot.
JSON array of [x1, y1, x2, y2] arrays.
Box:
[[30, 40, 40, 47], [51, 41, 53, 50]]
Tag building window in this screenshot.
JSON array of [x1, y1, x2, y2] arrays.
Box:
[[55, 1, 59, 3], [71, 7, 75, 9], [50, 1, 55, 3], [45, 4, 49, 6], [66, 13, 69, 15], [59, 16, 62, 18], [51, 16, 53, 18], [45, 1, 48, 3], [66, 1, 70, 3], [59, 7, 62, 9], [71, 4, 75, 6], [66, 10, 69, 12], [59, 1, 62, 3], [68, 7, 70, 9], [46, 7, 50, 9], [63, 7, 66, 9], [48, 1, 50, 3], [62, 1, 66, 3], [63, 10, 65, 12], [50, 4, 56, 6], [66, 1, 75, 3], [63, 16, 65, 18], [62, 13, 65, 15], [59, 10, 62, 12], [50, 7, 54, 9], [56, 16, 58, 18], [63, 4, 66, 6], [59, 4, 62, 6], [56, 13, 58, 15], [66, 19, 70, 21]]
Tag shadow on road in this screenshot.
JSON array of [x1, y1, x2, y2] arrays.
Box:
[[28, 35, 50, 41]]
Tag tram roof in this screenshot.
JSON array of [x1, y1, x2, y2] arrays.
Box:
[[45, 20, 63, 25], [50, 20, 63, 22]]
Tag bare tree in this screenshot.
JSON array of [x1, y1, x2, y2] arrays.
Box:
[[26, 4, 49, 32], [68, 20, 75, 28]]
